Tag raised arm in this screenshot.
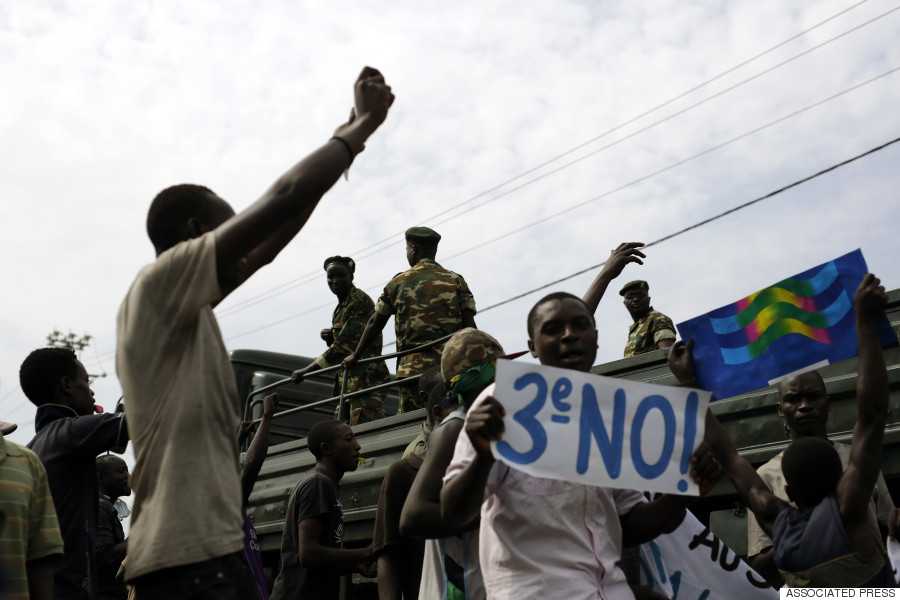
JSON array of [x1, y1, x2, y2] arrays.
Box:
[[668, 341, 788, 536], [837, 274, 889, 527], [582, 242, 646, 313], [241, 393, 278, 504], [215, 67, 394, 295]]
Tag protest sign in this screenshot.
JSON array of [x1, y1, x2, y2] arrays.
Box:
[[677, 249, 897, 400], [639, 511, 778, 599], [491, 359, 709, 495]]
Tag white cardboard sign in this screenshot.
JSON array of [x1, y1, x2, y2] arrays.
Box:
[[491, 359, 710, 495]]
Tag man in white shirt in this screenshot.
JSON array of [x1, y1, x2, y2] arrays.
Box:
[[116, 67, 394, 600]]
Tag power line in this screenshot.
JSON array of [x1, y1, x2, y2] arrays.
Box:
[[476, 134, 900, 314], [439, 65, 900, 263], [427, 4, 900, 231], [213, 2, 886, 319], [219, 64, 900, 342]]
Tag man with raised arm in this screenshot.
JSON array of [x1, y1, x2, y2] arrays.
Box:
[[343, 227, 477, 413], [115, 67, 394, 600], [669, 273, 896, 587]]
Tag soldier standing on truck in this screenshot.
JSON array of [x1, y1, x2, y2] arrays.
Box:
[[291, 256, 391, 424], [343, 226, 477, 413], [116, 67, 394, 600]]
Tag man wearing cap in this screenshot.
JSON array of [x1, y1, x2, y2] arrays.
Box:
[[620, 280, 676, 357], [344, 227, 477, 413], [292, 256, 390, 424]]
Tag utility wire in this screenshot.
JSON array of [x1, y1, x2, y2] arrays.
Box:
[[213, 2, 886, 319], [426, 4, 900, 230], [439, 65, 900, 263], [476, 135, 900, 313], [217, 65, 900, 342], [323, 0, 887, 262]]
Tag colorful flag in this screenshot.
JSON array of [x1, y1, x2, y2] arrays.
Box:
[[676, 249, 896, 400]]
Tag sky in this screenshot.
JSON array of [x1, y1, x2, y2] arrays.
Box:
[[1, 0, 899, 462]]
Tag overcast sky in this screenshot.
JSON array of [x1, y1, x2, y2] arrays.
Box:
[[2, 0, 899, 457]]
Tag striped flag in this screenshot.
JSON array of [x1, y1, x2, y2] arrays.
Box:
[[676, 249, 896, 400]]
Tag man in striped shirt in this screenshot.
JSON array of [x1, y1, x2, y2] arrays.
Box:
[[0, 430, 64, 600]]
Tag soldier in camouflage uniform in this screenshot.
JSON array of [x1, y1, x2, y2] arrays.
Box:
[[619, 280, 676, 357], [292, 256, 390, 424], [343, 227, 477, 413]]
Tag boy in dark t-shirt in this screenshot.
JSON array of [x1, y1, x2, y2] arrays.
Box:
[[270, 421, 373, 599]]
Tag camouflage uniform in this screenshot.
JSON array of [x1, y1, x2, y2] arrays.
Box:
[[623, 309, 676, 357], [375, 259, 477, 413], [315, 286, 390, 424]]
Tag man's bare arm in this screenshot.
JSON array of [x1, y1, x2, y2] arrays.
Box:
[[297, 517, 373, 567], [837, 274, 889, 528], [241, 393, 278, 504], [582, 242, 646, 313], [215, 67, 394, 296], [343, 312, 389, 369], [400, 420, 476, 538], [440, 396, 504, 530], [26, 556, 56, 600]]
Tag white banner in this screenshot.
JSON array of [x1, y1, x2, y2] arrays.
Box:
[[886, 537, 900, 584], [639, 511, 779, 599], [491, 360, 710, 495]]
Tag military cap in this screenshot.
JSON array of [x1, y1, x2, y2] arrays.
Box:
[[619, 280, 649, 296], [441, 328, 505, 383], [323, 255, 355, 274], [405, 226, 441, 247]]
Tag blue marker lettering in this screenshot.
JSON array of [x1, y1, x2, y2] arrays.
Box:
[[576, 385, 625, 476], [495, 372, 548, 465], [631, 395, 676, 479]]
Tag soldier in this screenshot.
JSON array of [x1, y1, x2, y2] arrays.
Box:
[[343, 227, 477, 413], [291, 256, 390, 424], [619, 280, 676, 357]]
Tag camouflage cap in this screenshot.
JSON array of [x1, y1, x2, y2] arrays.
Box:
[[405, 226, 441, 247], [619, 280, 649, 296], [323, 255, 355, 274], [441, 328, 505, 382]]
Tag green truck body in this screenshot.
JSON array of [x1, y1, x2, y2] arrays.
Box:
[[233, 289, 900, 576]]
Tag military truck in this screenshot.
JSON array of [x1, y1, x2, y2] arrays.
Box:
[[234, 290, 900, 597]]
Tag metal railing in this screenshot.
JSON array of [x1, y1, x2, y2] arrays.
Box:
[[245, 332, 456, 425]]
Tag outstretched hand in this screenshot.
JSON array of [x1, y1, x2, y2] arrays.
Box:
[[599, 242, 646, 280], [854, 273, 887, 321], [667, 340, 696, 386], [465, 396, 506, 457]]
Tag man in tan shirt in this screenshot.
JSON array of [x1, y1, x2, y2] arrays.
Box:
[[116, 67, 394, 600]]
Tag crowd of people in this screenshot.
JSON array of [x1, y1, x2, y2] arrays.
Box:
[[1, 66, 897, 600]]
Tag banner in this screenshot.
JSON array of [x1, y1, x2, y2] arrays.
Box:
[[639, 511, 779, 599], [676, 249, 896, 400], [491, 359, 709, 495]]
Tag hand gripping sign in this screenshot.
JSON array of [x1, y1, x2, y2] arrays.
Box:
[[491, 360, 710, 495]]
